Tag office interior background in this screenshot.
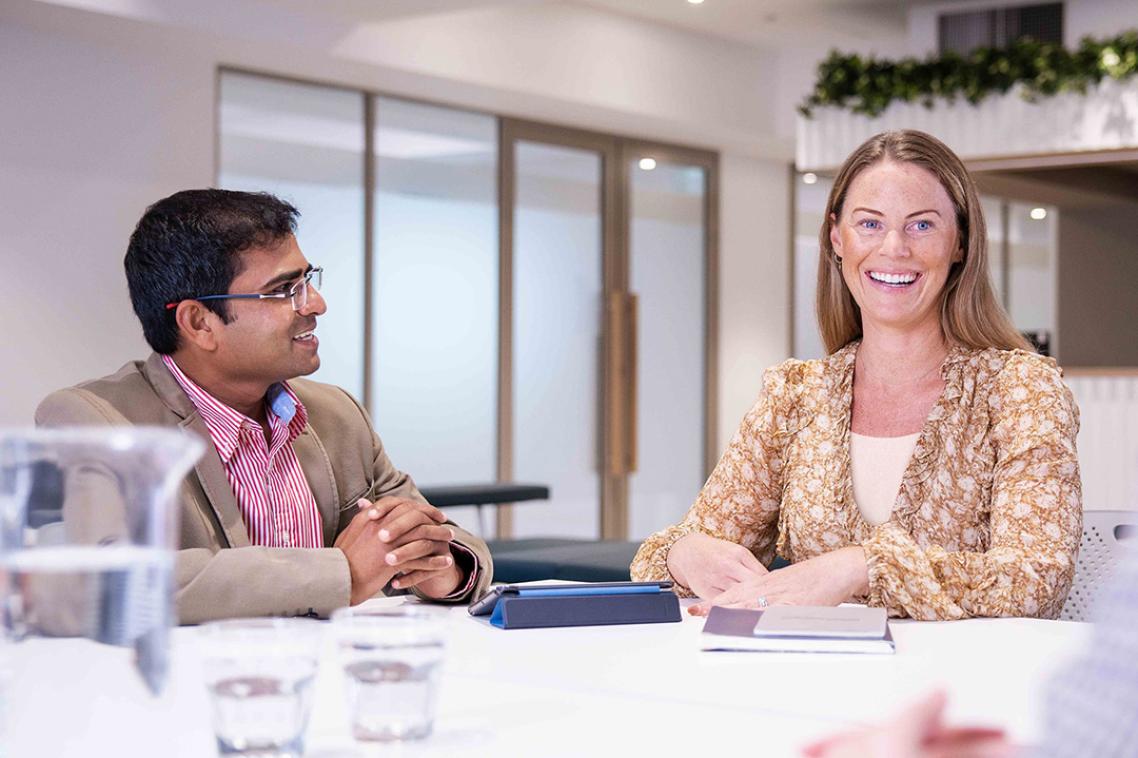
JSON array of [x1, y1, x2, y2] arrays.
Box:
[[3, 0, 1138, 546]]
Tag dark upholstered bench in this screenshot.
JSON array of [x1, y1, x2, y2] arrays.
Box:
[[419, 483, 550, 536], [419, 484, 550, 508], [423, 480, 555, 534]]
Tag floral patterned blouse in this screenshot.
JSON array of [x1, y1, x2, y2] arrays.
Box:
[[631, 342, 1083, 620]]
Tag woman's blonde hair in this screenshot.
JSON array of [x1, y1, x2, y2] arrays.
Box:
[[815, 129, 1031, 354]]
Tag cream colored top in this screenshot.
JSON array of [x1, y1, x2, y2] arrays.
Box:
[[850, 432, 920, 526]]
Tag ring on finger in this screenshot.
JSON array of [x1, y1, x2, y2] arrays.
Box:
[[757, 595, 769, 608]]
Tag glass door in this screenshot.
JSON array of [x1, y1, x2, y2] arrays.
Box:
[[499, 122, 621, 539], [498, 125, 718, 541], [625, 146, 716, 540]]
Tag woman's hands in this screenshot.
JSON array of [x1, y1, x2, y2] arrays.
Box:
[[688, 546, 870, 616], [666, 532, 768, 599], [666, 533, 872, 616]]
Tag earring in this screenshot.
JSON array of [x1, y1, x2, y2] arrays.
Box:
[[833, 254, 843, 264]]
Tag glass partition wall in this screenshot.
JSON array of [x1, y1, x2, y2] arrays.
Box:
[[371, 98, 499, 491], [218, 73, 367, 400], [218, 70, 718, 541]]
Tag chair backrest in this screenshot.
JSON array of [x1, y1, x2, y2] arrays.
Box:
[[26, 460, 64, 528], [1060, 510, 1138, 622]]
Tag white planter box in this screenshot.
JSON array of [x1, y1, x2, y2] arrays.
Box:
[[796, 78, 1138, 171]]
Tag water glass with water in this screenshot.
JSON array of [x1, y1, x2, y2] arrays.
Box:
[[331, 604, 449, 742], [0, 427, 204, 695], [199, 618, 323, 757]]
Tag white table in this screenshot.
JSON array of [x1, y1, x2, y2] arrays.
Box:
[[6, 600, 1092, 757]]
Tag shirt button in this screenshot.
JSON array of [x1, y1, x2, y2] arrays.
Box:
[[280, 532, 292, 547]]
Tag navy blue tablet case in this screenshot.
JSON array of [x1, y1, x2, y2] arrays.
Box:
[[475, 583, 681, 629]]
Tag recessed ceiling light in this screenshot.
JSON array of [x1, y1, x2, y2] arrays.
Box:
[[638, 157, 657, 171], [1030, 207, 1047, 220], [802, 172, 818, 185], [688, 0, 705, 5]]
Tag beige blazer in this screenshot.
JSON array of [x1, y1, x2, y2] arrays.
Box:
[[36, 353, 493, 624]]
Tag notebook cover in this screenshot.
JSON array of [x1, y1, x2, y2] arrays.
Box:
[[754, 605, 888, 638], [700, 606, 895, 654]]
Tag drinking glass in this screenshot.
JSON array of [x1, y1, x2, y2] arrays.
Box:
[[199, 618, 323, 757], [331, 605, 449, 742], [0, 427, 204, 694]]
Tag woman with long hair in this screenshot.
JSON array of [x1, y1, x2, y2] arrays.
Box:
[[632, 130, 1081, 620]]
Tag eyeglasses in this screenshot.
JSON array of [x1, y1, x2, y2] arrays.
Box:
[[165, 266, 323, 313]]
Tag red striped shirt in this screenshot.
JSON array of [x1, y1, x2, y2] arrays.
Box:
[[163, 355, 323, 549]]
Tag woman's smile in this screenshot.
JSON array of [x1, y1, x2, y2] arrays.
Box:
[[865, 270, 921, 289]]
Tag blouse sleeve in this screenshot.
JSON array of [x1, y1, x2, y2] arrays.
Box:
[[629, 363, 797, 595], [861, 353, 1083, 620]]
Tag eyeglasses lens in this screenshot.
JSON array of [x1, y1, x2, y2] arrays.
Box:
[[289, 269, 322, 311]]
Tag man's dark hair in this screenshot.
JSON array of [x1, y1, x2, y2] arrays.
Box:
[[125, 189, 299, 354]]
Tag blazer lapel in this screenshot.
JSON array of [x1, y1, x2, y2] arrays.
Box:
[[142, 353, 250, 548], [181, 413, 250, 548], [293, 427, 339, 547]]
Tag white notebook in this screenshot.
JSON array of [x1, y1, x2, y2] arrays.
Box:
[[700, 605, 895, 654]]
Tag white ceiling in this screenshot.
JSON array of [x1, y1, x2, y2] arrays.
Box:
[[268, 0, 546, 24], [265, 0, 951, 51], [574, 0, 914, 49]]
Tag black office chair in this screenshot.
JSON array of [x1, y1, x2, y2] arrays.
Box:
[[26, 460, 64, 529]]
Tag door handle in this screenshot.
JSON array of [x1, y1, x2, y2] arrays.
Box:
[[625, 292, 638, 474], [606, 292, 638, 476]]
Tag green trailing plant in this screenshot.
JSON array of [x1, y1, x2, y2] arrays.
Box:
[[799, 30, 1138, 118]]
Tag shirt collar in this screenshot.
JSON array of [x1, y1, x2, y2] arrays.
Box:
[[271, 382, 309, 442], [161, 355, 309, 462]]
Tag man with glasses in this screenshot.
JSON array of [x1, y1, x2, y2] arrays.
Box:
[[36, 189, 492, 623]]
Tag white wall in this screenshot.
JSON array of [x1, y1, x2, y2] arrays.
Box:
[[0, 0, 794, 452], [717, 155, 791, 453], [1063, 0, 1138, 41], [0, 5, 213, 426]]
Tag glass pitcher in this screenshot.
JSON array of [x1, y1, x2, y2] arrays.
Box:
[[0, 427, 204, 694]]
